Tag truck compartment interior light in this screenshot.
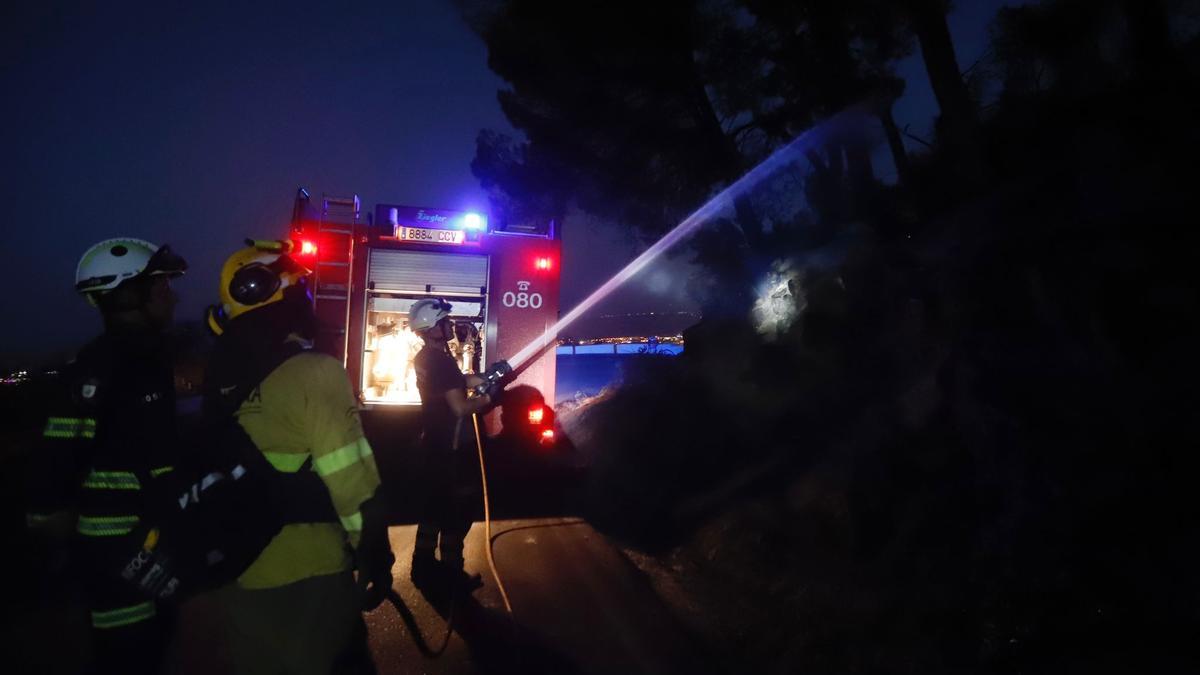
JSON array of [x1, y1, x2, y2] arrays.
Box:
[[535, 256, 553, 271], [364, 315, 424, 405], [361, 294, 486, 406], [528, 406, 545, 424]]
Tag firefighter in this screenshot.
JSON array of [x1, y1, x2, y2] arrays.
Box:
[[25, 238, 187, 675], [203, 239, 392, 674], [407, 298, 494, 592]]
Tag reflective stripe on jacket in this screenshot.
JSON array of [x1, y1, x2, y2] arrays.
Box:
[[25, 329, 179, 629], [91, 601, 156, 629]]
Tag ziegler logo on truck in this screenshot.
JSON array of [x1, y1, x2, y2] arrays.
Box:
[[395, 226, 464, 244], [503, 280, 543, 308], [415, 210, 448, 223]]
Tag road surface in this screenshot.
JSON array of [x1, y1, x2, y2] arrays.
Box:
[[15, 518, 710, 674], [364, 518, 707, 674]]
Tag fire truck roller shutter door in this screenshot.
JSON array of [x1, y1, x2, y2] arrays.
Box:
[[367, 250, 488, 294]]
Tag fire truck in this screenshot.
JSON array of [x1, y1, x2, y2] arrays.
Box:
[[287, 189, 561, 444]]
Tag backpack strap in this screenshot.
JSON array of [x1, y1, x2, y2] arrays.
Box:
[[205, 339, 338, 525]]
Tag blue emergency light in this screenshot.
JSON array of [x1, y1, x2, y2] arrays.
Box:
[[462, 212, 485, 230]]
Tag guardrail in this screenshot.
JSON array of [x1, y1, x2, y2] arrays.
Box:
[[555, 342, 683, 356]]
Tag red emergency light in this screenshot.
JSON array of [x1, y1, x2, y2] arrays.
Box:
[[534, 256, 553, 271], [540, 429, 555, 444], [528, 406, 545, 424], [298, 240, 318, 256]]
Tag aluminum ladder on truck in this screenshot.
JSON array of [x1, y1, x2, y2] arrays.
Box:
[[296, 190, 359, 361]]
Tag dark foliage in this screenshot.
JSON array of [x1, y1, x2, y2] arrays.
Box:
[[467, 0, 1200, 672]]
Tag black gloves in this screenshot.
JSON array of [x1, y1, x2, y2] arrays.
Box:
[[473, 360, 512, 400], [118, 527, 184, 601]]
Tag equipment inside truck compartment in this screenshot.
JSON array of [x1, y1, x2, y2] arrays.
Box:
[[361, 249, 488, 405]]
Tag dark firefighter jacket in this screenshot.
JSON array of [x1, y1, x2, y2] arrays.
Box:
[[25, 327, 179, 628]]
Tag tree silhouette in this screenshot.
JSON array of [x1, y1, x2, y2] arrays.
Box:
[[455, 1, 1200, 672], [459, 0, 968, 312]]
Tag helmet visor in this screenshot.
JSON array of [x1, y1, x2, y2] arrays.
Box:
[[228, 255, 311, 307], [270, 253, 312, 279], [143, 244, 188, 277]]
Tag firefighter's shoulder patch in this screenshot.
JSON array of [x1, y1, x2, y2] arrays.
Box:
[[74, 376, 103, 406]]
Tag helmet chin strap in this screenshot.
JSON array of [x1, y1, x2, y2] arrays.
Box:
[[433, 318, 455, 346], [416, 320, 453, 349], [281, 284, 317, 340], [206, 304, 229, 336], [101, 304, 161, 334]]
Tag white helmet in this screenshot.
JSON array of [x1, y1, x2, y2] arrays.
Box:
[[75, 238, 187, 303], [409, 298, 452, 332]]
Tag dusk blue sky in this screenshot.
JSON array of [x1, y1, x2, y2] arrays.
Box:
[[1, 0, 1021, 360]]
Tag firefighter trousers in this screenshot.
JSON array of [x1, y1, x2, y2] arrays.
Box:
[[89, 609, 174, 675], [82, 537, 176, 675], [221, 571, 375, 675], [412, 446, 479, 567]]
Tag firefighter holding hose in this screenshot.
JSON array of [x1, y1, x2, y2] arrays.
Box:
[[407, 298, 498, 594]]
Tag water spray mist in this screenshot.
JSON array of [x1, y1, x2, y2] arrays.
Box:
[[477, 113, 848, 387]]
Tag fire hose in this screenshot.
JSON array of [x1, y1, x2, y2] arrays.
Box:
[[390, 361, 592, 668], [473, 411, 514, 615], [388, 388, 514, 660]]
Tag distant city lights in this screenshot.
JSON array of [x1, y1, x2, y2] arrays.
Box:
[[596, 311, 699, 319], [2, 367, 58, 386], [2, 369, 31, 386], [557, 335, 685, 346]]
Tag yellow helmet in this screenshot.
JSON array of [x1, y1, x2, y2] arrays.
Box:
[[206, 239, 312, 335]]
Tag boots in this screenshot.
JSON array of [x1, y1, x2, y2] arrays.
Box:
[[411, 526, 482, 596], [442, 564, 484, 594], [410, 555, 482, 595], [410, 553, 440, 589], [438, 532, 482, 594]]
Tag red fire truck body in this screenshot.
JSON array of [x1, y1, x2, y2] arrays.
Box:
[[289, 192, 560, 436]]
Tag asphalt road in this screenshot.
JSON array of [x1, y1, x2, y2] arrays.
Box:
[[364, 519, 708, 674], [13, 517, 707, 673]]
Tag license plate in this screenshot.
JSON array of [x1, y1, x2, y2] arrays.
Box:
[[395, 226, 465, 245]]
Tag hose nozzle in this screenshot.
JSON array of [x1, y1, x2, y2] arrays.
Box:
[[474, 360, 512, 398]]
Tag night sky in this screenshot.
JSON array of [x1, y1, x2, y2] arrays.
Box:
[[0, 0, 1019, 361]]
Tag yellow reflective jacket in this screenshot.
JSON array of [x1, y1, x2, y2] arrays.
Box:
[[232, 352, 380, 589]]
